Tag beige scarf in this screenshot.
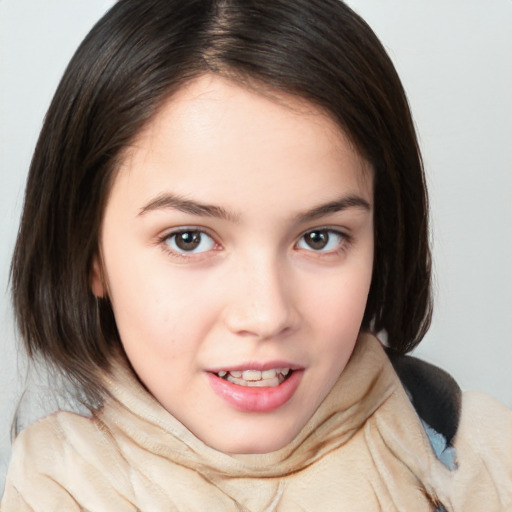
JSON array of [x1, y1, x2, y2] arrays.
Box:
[[95, 333, 455, 510], [3, 333, 511, 511]]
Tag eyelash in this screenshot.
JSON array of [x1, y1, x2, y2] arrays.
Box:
[[157, 227, 351, 260], [158, 228, 220, 258], [295, 228, 351, 255]]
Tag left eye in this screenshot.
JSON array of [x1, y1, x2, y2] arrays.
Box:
[[297, 229, 344, 252], [165, 230, 215, 253]]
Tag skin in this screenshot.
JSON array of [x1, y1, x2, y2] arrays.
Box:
[[92, 74, 374, 454]]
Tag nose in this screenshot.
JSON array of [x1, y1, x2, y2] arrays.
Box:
[[223, 255, 299, 341]]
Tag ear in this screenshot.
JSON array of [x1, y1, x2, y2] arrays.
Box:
[[90, 253, 107, 298]]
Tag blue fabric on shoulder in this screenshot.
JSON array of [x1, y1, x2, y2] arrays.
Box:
[[422, 420, 457, 512], [385, 348, 461, 511], [422, 420, 457, 471]]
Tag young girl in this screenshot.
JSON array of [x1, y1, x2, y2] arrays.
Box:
[[2, 0, 511, 510]]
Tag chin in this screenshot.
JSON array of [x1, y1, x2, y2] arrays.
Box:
[[209, 424, 298, 455], [229, 441, 286, 455]]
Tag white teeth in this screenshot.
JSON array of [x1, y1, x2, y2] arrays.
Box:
[[226, 375, 281, 387], [226, 375, 248, 386], [242, 370, 261, 381], [219, 368, 292, 386], [262, 369, 277, 379], [247, 377, 280, 387]]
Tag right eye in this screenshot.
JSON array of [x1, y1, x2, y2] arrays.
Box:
[[296, 228, 346, 253], [164, 230, 216, 254]]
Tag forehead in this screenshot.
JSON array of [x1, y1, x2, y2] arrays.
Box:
[[111, 74, 372, 215]]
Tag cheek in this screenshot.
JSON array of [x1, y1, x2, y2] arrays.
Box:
[[106, 254, 218, 356], [303, 254, 374, 370], [310, 262, 373, 328]]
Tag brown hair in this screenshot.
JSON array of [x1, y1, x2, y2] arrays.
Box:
[[11, 0, 432, 403]]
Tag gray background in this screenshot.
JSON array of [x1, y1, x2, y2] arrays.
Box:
[[1, 0, 511, 494]]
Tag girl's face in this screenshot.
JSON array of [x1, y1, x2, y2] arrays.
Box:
[[93, 75, 374, 454]]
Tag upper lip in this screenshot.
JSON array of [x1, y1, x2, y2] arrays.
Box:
[[206, 360, 304, 373]]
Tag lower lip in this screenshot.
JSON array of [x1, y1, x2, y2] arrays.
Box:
[[206, 370, 303, 413]]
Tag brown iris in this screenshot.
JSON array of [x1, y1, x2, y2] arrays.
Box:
[[303, 230, 330, 250], [174, 231, 202, 251]]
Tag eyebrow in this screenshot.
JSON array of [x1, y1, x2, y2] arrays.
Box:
[[138, 193, 239, 222], [138, 192, 371, 223], [295, 195, 371, 223]]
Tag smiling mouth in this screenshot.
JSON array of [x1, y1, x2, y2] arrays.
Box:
[[215, 368, 292, 387], [208, 367, 303, 412]]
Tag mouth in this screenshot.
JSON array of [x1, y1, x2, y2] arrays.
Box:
[[207, 364, 303, 412], [215, 368, 292, 388]]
